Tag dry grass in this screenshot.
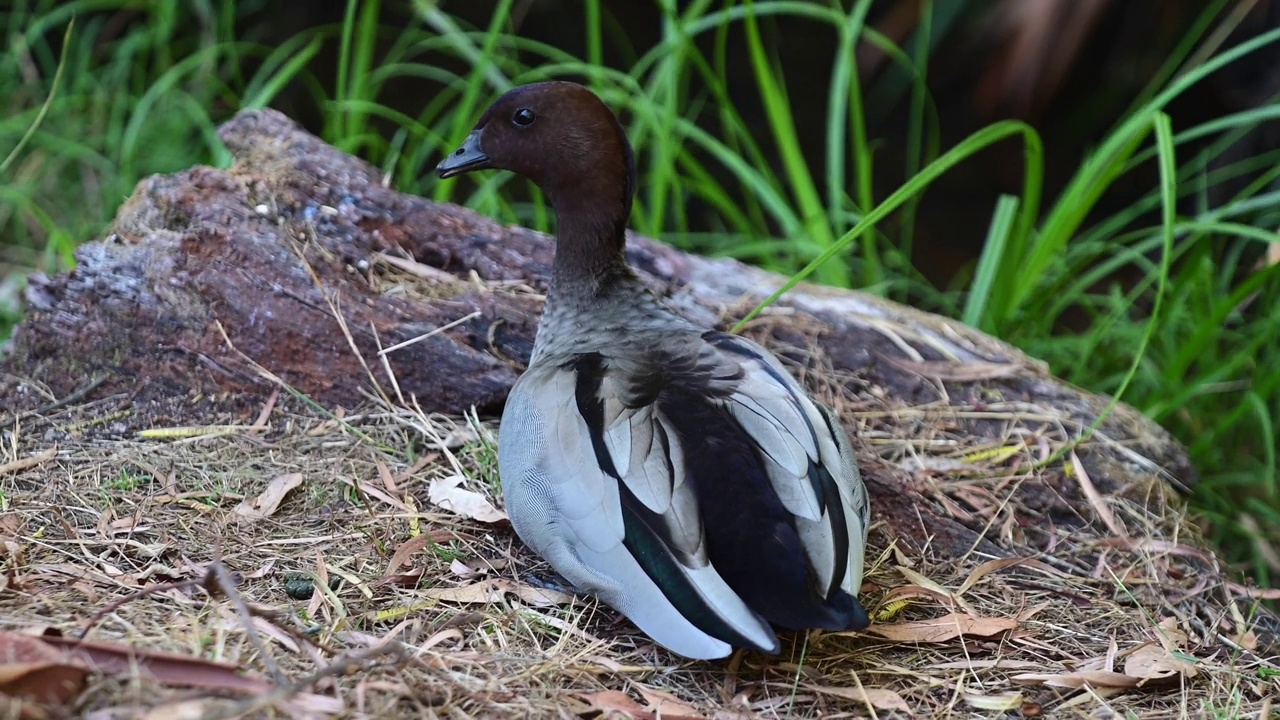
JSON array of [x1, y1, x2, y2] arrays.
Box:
[[2, 277, 1278, 718]]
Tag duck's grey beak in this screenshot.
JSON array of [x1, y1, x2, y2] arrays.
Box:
[[437, 130, 489, 178]]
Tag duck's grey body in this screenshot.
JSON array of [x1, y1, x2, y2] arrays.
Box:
[[437, 80, 871, 659], [498, 282, 870, 659]]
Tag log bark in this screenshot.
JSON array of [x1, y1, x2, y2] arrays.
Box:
[[3, 109, 1275, 653]]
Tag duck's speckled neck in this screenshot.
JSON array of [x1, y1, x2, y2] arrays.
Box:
[[530, 196, 693, 361]]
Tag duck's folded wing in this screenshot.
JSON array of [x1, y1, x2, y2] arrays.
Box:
[[497, 360, 778, 659], [702, 332, 870, 601]]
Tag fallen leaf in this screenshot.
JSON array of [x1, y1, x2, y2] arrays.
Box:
[[234, 473, 304, 519], [1122, 643, 1196, 685], [964, 692, 1024, 711], [1070, 451, 1127, 539], [1011, 669, 1141, 689], [580, 690, 651, 719], [810, 685, 912, 713], [511, 584, 575, 608], [450, 559, 480, 579], [1151, 616, 1189, 653], [894, 566, 979, 615], [140, 699, 233, 719], [578, 687, 704, 720], [376, 529, 468, 585], [420, 628, 464, 651], [32, 631, 342, 714], [0, 630, 89, 705], [955, 557, 1068, 597], [635, 685, 704, 719], [427, 476, 507, 523], [868, 606, 1044, 644], [418, 579, 573, 608]]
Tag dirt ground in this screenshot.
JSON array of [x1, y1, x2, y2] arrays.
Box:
[[2, 380, 1277, 719]]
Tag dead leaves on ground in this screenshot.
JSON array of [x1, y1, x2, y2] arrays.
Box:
[[809, 685, 913, 714], [0, 628, 341, 717], [868, 605, 1046, 644], [862, 558, 1206, 701], [0, 630, 88, 707], [577, 685, 705, 720], [234, 472, 305, 519], [1013, 617, 1200, 690], [417, 578, 574, 608], [866, 556, 1062, 644], [427, 475, 507, 523]]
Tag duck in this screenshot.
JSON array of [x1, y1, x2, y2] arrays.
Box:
[[436, 81, 871, 660]]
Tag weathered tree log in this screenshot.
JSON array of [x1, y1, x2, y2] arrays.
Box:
[[3, 109, 1275, 656]]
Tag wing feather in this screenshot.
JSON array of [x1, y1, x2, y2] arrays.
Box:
[[705, 333, 868, 599]]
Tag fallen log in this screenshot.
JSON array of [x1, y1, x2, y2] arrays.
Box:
[[2, 108, 1276, 686]]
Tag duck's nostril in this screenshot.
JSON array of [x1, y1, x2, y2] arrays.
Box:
[[454, 148, 465, 156]]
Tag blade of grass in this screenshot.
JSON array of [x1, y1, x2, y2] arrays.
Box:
[[0, 18, 73, 177], [743, 0, 843, 287], [963, 194, 1019, 329], [1039, 111, 1179, 468]]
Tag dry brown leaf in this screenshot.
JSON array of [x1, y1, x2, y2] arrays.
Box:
[[810, 685, 912, 713], [0, 630, 89, 705], [878, 584, 954, 606], [955, 557, 1067, 597], [963, 692, 1024, 711], [580, 690, 652, 719], [510, 584, 575, 607], [0, 513, 22, 536], [579, 687, 704, 720], [1227, 581, 1280, 600], [34, 632, 342, 714], [450, 558, 480, 579], [39, 633, 272, 693], [1011, 669, 1142, 689], [427, 475, 507, 523], [894, 566, 980, 615], [234, 473, 304, 519], [635, 685, 704, 719], [1152, 616, 1188, 651], [895, 566, 953, 597], [1070, 451, 1126, 538], [1122, 643, 1197, 684], [338, 475, 408, 512], [383, 534, 435, 575], [869, 605, 1044, 644], [419, 579, 573, 608], [377, 529, 470, 584], [140, 699, 233, 720]]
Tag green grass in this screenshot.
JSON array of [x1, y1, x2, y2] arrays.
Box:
[[2, 0, 1278, 585]]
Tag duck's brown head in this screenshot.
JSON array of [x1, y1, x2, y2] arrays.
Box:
[[437, 81, 635, 220]]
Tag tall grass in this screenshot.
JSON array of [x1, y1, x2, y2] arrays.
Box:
[[2, 0, 1278, 583]]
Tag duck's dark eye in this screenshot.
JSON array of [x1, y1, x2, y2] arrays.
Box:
[[512, 107, 536, 127]]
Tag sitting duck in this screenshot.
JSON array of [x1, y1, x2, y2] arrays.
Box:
[[437, 81, 871, 659]]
